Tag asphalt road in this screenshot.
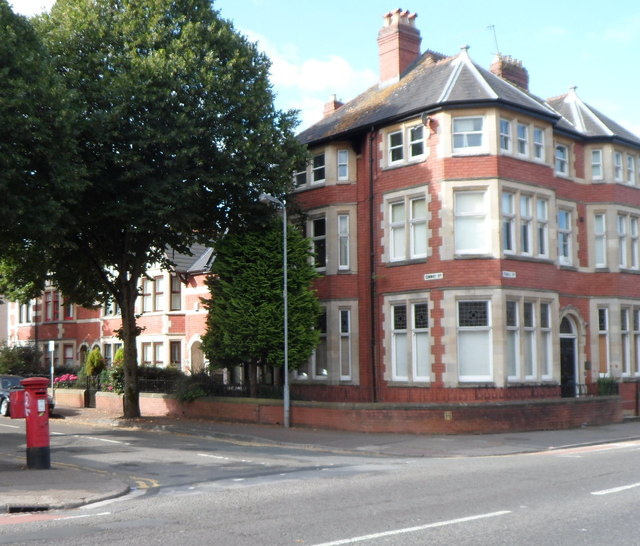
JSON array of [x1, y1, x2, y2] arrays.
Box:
[[1, 419, 639, 545]]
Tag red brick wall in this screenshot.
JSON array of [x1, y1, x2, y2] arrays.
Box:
[[91, 392, 622, 434]]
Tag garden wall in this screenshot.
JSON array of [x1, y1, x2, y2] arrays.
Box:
[[83, 391, 622, 435]]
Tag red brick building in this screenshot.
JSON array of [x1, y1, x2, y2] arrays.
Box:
[[290, 9, 640, 415], [6, 246, 212, 375]]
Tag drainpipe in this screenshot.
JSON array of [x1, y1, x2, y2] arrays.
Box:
[[368, 127, 378, 403]]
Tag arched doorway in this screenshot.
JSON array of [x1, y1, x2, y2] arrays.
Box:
[[560, 316, 578, 397]]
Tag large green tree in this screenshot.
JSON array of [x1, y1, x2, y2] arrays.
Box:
[[202, 218, 321, 397], [0, 0, 83, 301], [18, 0, 305, 417]]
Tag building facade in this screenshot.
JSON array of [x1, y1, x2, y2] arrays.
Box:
[[6, 246, 212, 374], [290, 9, 640, 413]]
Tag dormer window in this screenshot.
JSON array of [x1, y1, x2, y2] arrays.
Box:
[[452, 116, 483, 153]]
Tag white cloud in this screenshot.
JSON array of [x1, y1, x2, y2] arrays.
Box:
[[244, 30, 376, 130]]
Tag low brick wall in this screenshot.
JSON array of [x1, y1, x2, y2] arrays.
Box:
[[51, 388, 85, 408], [93, 391, 623, 434]]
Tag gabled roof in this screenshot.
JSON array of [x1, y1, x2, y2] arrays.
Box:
[[298, 49, 640, 148], [547, 88, 640, 146], [169, 244, 214, 275]]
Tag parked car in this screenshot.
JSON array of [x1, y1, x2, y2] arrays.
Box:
[[0, 375, 55, 417]]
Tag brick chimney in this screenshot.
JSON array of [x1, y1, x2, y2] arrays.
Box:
[[323, 94, 344, 117], [377, 9, 421, 85], [489, 54, 529, 91]]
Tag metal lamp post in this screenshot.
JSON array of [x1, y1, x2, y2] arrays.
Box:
[[259, 193, 289, 428]]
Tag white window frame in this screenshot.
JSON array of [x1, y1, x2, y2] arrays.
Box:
[[389, 196, 427, 262], [499, 118, 512, 152], [390, 300, 430, 383], [516, 123, 528, 156], [502, 192, 515, 254], [452, 116, 484, 154], [618, 214, 628, 268], [627, 155, 636, 185], [634, 309, 640, 377], [540, 303, 553, 379], [613, 151, 623, 182], [520, 195, 532, 255], [557, 209, 573, 266], [338, 214, 350, 271], [591, 149, 603, 180], [533, 127, 545, 161], [337, 149, 349, 181], [523, 301, 537, 379], [388, 130, 404, 165], [622, 308, 631, 376], [310, 216, 327, 271], [536, 199, 549, 258], [408, 125, 425, 159], [339, 309, 352, 380], [594, 213, 607, 268], [598, 307, 610, 376], [555, 144, 569, 176], [631, 217, 639, 270], [312, 152, 325, 184], [457, 300, 492, 382], [454, 190, 488, 255], [506, 300, 520, 381]]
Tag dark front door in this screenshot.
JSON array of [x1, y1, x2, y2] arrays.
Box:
[[560, 337, 577, 397]]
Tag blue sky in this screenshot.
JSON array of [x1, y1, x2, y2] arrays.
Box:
[[11, 0, 640, 136]]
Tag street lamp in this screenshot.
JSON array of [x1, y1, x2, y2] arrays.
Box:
[[259, 192, 290, 428]]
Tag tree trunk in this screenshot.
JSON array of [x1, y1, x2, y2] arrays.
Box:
[[247, 361, 258, 398], [120, 278, 140, 418]]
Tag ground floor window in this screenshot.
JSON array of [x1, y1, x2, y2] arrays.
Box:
[[457, 300, 492, 381], [389, 298, 430, 383]]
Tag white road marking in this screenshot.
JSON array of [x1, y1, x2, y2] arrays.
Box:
[[591, 481, 640, 496], [312, 510, 512, 545], [0, 424, 20, 429]]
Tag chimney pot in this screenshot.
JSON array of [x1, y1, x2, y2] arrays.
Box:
[[378, 9, 421, 85]]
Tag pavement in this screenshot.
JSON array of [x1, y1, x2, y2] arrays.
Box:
[[2, 406, 640, 513]]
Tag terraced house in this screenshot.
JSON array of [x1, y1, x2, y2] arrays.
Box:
[[290, 8, 640, 423]]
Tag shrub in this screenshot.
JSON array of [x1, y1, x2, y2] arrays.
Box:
[[0, 344, 43, 376], [53, 374, 79, 389], [84, 347, 105, 376], [100, 367, 124, 394], [112, 348, 124, 367]]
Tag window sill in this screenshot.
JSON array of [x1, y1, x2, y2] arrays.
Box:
[[386, 258, 427, 267]]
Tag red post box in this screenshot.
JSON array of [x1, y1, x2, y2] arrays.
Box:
[[20, 377, 51, 470]]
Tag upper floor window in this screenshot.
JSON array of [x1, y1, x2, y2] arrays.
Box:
[[452, 116, 483, 153], [516, 123, 528, 155], [337, 149, 349, 181], [338, 214, 350, 270], [142, 277, 165, 313], [455, 191, 488, 254], [632, 217, 639, 270], [312, 153, 325, 184], [310, 216, 327, 270], [533, 127, 545, 161], [613, 151, 623, 181], [594, 213, 607, 267], [618, 214, 628, 268], [170, 275, 181, 311], [294, 167, 307, 187], [502, 191, 549, 258], [499, 119, 511, 152], [627, 155, 636, 185], [557, 209, 573, 266], [389, 197, 427, 262], [339, 309, 352, 380], [386, 124, 426, 166], [555, 144, 569, 175], [591, 149, 603, 180], [18, 302, 32, 324]]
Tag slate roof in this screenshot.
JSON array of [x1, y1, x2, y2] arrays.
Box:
[[298, 49, 640, 148], [168, 244, 214, 275]]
